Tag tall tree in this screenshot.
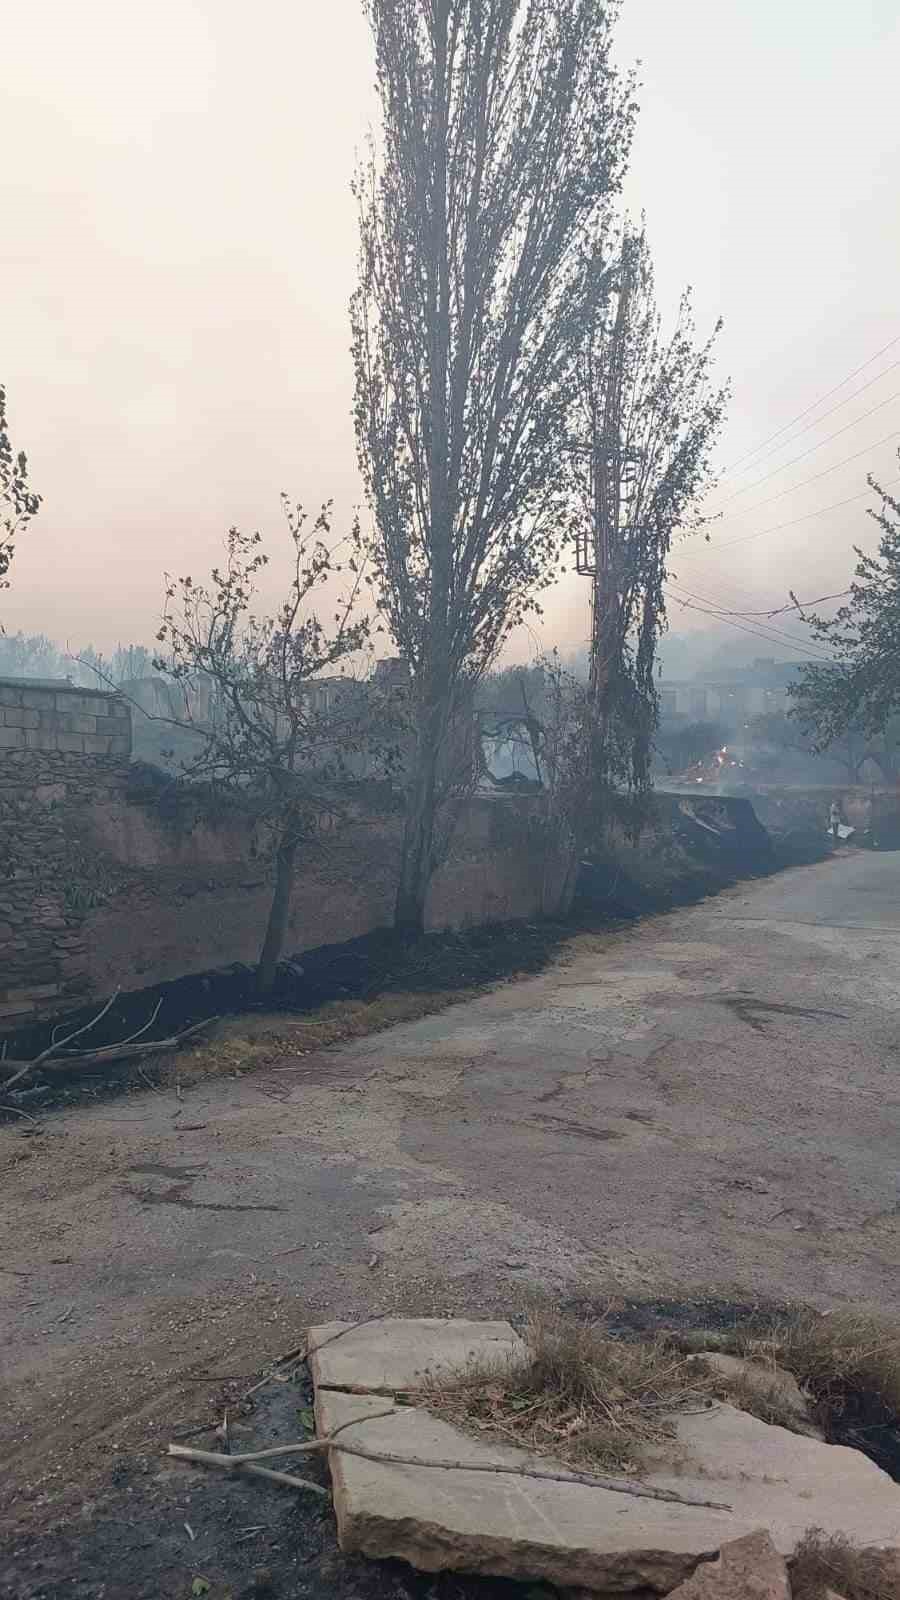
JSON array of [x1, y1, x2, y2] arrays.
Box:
[[152, 499, 397, 993], [0, 385, 41, 597], [792, 462, 900, 749], [353, 0, 637, 935], [563, 229, 727, 901]]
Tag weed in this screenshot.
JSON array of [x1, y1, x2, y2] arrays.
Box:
[[790, 1527, 900, 1600]]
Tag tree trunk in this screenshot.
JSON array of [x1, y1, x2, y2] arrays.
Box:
[[257, 835, 298, 994], [394, 694, 444, 937]]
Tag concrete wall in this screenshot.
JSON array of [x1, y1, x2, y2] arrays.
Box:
[[0, 726, 548, 1031]]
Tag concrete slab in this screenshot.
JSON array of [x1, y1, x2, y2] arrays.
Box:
[[308, 1316, 523, 1393], [313, 1318, 900, 1595], [315, 1388, 728, 1594]]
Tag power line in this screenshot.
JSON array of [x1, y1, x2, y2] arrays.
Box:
[[717, 358, 900, 481], [667, 590, 826, 659], [704, 431, 900, 523], [709, 390, 900, 509], [720, 332, 900, 474], [676, 475, 900, 560], [666, 580, 834, 659]]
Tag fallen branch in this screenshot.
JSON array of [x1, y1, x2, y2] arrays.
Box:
[[0, 1017, 214, 1088], [168, 1409, 732, 1511], [1, 992, 119, 1095]]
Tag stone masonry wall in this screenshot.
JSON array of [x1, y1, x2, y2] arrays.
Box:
[[0, 681, 134, 1025], [1, 682, 548, 1031]]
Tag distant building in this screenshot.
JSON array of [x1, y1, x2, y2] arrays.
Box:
[[659, 658, 812, 724]]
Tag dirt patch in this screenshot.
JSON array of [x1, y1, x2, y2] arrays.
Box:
[[2, 1358, 527, 1600]]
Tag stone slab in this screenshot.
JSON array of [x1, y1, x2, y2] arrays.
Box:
[[666, 1530, 789, 1600], [315, 1388, 727, 1593], [308, 1317, 523, 1394], [695, 1351, 823, 1439], [313, 1320, 900, 1595]]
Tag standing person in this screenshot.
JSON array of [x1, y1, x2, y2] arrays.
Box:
[[829, 800, 842, 842]]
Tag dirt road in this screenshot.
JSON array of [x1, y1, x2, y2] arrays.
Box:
[[3, 849, 900, 1559]]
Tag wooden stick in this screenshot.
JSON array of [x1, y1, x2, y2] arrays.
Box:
[[168, 1419, 732, 1511], [167, 1449, 327, 1496]]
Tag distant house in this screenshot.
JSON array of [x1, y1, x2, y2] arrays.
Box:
[[659, 658, 812, 725]]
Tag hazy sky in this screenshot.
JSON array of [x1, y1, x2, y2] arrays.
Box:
[[2, 0, 898, 664]]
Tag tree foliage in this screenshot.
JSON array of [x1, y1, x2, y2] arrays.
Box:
[[792, 464, 900, 748], [353, 0, 637, 932], [568, 229, 727, 887], [0, 385, 41, 595], [152, 499, 398, 992]]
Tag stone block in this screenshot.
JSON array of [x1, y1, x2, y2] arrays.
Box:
[[316, 1389, 721, 1594], [24, 729, 61, 751], [312, 1322, 900, 1595], [21, 688, 56, 709], [0, 685, 23, 707], [309, 1318, 523, 1394], [82, 733, 113, 754], [110, 734, 131, 756], [58, 713, 97, 735], [55, 734, 85, 754], [0, 726, 25, 748], [666, 1531, 789, 1599], [694, 1352, 822, 1440], [2, 707, 40, 729], [0, 1000, 35, 1017]]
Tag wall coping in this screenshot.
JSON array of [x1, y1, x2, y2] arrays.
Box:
[[0, 675, 123, 701]]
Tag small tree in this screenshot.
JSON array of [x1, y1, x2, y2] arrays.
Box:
[[353, 0, 637, 934], [153, 499, 397, 994], [792, 462, 900, 751], [0, 385, 41, 596]]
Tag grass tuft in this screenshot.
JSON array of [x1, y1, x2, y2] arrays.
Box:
[[789, 1528, 900, 1600], [423, 1310, 719, 1474]]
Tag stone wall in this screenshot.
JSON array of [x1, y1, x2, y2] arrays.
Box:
[[0, 678, 132, 758], [0, 702, 548, 1030], [0, 680, 134, 1024]]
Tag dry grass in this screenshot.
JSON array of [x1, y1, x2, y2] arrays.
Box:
[[789, 1528, 900, 1600], [732, 1307, 900, 1429], [155, 989, 472, 1088], [424, 1306, 900, 1475], [423, 1310, 720, 1474]]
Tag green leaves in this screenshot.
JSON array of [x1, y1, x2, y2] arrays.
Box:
[[191, 1579, 211, 1597]]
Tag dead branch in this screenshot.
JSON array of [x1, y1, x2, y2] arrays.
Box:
[[168, 1411, 732, 1511], [168, 1447, 328, 1496], [0, 1017, 214, 1088], [1, 992, 120, 1095]]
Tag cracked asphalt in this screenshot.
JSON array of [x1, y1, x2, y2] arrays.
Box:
[[3, 848, 900, 1527]]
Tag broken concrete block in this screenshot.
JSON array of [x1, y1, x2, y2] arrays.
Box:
[[315, 1388, 725, 1594], [649, 1402, 900, 1552], [666, 1530, 789, 1600], [308, 1317, 523, 1394], [311, 1319, 900, 1595], [694, 1351, 823, 1439]]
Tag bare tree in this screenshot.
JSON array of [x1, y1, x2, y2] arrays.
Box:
[[153, 499, 398, 994], [352, 0, 637, 935], [0, 384, 41, 597], [564, 229, 727, 905]]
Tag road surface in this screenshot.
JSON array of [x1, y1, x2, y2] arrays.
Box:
[[3, 848, 900, 1520]]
